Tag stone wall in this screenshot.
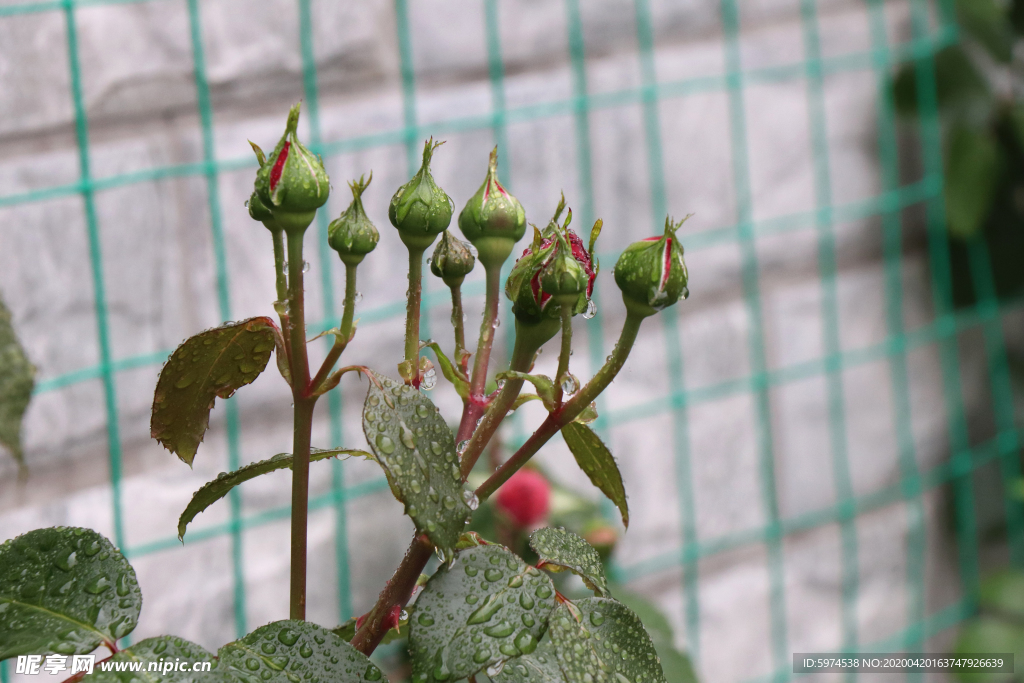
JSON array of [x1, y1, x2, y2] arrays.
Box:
[[0, 1, 995, 681]]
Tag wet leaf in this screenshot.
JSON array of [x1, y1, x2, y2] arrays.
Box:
[[530, 527, 609, 597], [409, 545, 557, 683], [945, 125, 1002, 239], [362, 371, 472, 550], [151, 317, 279, 466], [219, 620, 388, 683], [561, 422, 629, 528], [0, 527, 141, 659], [86, 635, 231, 682], [612, 587, 698, 683], [0, 294, 35, 468], [178, 448, 374, 540]]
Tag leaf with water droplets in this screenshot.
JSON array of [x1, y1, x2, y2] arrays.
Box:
[[409, 545, 557, 683], [361, 371, 472, 550], [0, 527, 141, 659], [497, 599, 667, 683], [86, 635, 233, 682], [178, 447, 374, 541], [530, 527, 609, 597], [220, 620, 388, 683], [151, 317, 279, 466], [561, 422, 629, 528], [0, 293, 35, 469]]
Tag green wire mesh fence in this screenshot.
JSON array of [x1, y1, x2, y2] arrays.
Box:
[[1, 0, 1021, 681]]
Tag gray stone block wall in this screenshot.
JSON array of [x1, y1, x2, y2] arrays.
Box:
[[0, 0, 1001, 681]]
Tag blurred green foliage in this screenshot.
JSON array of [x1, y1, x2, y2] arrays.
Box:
[[894, 0, 1024, 304]]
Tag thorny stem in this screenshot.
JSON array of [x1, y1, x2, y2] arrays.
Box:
[[350, 310, 644, 655], [455, 265, 502, 442], [310, 262, 357, 394], [475, 309, 645, 501], [404, 247, 426, 378], [554, 303, 573, 405], [270, 223, 288, 303], [286, 228, 316, 621]]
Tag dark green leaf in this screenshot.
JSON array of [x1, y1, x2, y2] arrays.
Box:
[[421, 342, 469, 399], [945, 125, 1002, 239], [958, 0, 1014, 62], [980, 571, 1024, 621], [0, 294, 35, 468], [151, 317, 278, 466], [530, 527, 609, 597], [219, 620, 387, 683], [892, 47, 990, 118], [362, 372, 472, 551], [0, 527, 141, 659], [561, 422, 629, 528], [409, 545, 557, 683], [178, 448, 373, 540], [953, 617, 1024, 683], [612, 587, 698, 683], [85, 635, 230, 683], [548, 598, 666, 683]]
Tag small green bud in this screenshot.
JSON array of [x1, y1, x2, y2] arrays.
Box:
[[429, 230, 476, 287], [389, 138, 454, 250], [457, 147, 526, 269], [328, 174, 379, 266], [254, 102, 331, 233], [614, 215, 690, 317], [539, 230, 588, 305]]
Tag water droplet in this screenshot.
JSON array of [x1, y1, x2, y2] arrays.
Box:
[[261, 642, 277, 654], [418, 613, 435, 626], [522, 613, 535, 627], [462, 490, 479, 510], [175, 374, 196, 389], [484, 620, 515, 638], [514, 630, 538, 654], [507, 574, 523, 588], [535, 584, 552, 599], [400, 424, 417, 450], [519, 593, 534, 610], [456, 440, 469, 455], [443, 496, 457, 510], [421, 368, 437, 390], [354, 291, 364, 303], [245, 658, 261, 671], [561, 373, 579, 395], [493, 318, 501, 328], [299, 644, 313, 658], [84, 576, 111, 595], [486, 660, 507, 677], [376, 434, 395, 454], [467, 593, 503, 624], [302, 261, 311, 272], [583, 298, 597, 319], [54, 550, 77, 572], [473, 648, 491, 664], [465, 565, 479, 577], [115, 573, 132, 597], [430, 441, 443, 456], [365, 664, 382, 681]]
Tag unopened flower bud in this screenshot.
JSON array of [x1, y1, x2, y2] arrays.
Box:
[[495, 468, 550, 528], [328, 174, 379, 266], [614, 215, 690, 317], [505, 204, 597, 324], [254, 102, 330, 233], [430, 230, 475, 287], [389, 138, 454, 250], [458, 147, 526, 268]]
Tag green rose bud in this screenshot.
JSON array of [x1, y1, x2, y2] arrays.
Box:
[[389, 138, 454, 250], [457, 147, 526, 269], [328, 173, 379, 266], [254, 102, 331, 233], [429, 230, 476, 287], [614, 215, 690, 317], [539, 229, 588, 306]]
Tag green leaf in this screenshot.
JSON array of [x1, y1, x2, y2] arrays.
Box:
[[892, 46, 990, 118], [561, 422, 629, 528], [151, 317, 279, 466], [612, 587, 698, 683], [408, 545, 557, 683], [421, 341, 469, 399], [530, 527, 609, 597], [178, 448, 373, 540], [0, 294, 35, 468], [219, 620, 388, 683], [85, 635, 231, 683], [496, 371, 556, 410], [945, 125, 1002, 239], [0, 527, 141, 660], [362, 372, 473, 551], [953, 616, 1024, 683], [958, 0, 1014, 62]]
